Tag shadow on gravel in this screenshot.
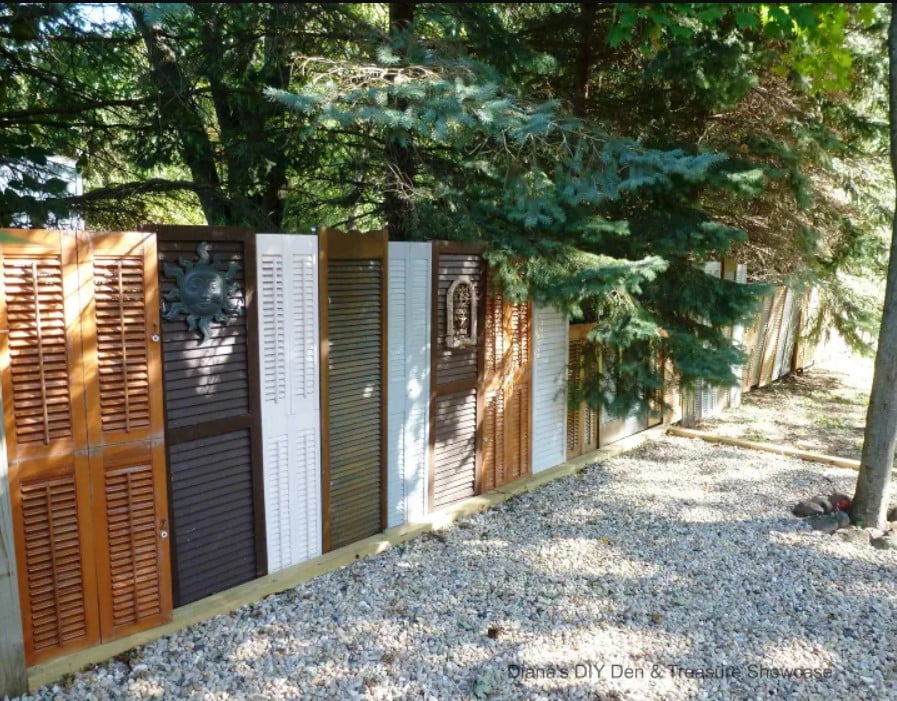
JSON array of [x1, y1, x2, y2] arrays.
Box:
[[45, 441, 897, 701]]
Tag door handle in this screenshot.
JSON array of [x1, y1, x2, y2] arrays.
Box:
[[160, 518, 169, 539]]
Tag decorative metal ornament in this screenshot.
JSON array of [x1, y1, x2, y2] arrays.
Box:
[[446, 276, 477, 348], [162, 242, 242, 344]]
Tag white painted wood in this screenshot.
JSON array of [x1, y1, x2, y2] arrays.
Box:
[[257, 234, 322, 572], [387, 242, 431, 527], [773, 288, 795, 379], [729, 263, 747, 407], [0, 382, 27, 697], [531, 305, 568, 473]]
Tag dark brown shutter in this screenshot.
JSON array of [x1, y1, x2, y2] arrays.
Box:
[[153, 227, 264, 605], [319, 229, 388, 552], [566, 338, 583, 458], [429, 244, 485, 510]]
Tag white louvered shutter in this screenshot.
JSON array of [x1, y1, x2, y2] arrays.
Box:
[[531, 305, 568, 473], [257, 234, 322, 571], [729, 263, 747, 407], [387, 242, 431, 527]]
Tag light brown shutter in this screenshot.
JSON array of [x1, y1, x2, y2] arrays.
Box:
[[0, 231, 100, 664], [78, 232, 171, 640], [481, 271, 531, 490]]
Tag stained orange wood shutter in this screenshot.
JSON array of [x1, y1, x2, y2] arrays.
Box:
[[77, 232, 172, 640], [482, 270, 531, 491], [0, 231, 100, 664]]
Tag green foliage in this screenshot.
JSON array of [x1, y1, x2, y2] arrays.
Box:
[[0, 1, 888, 414]]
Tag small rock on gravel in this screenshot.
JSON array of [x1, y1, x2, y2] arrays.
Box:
[[837, 528, 870, 545], [810, 496, 834, 514], [792, 500, 825, 517], [871, 534, 897, 550], [806, 513, 846, 533], [887, 506, 897, 522]]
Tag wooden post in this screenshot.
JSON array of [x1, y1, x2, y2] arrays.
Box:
[[0, 384, 27, 697]]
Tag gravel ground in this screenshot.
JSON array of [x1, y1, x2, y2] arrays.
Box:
[[700, 350, 876, 462], [23, 434, 897, 701]]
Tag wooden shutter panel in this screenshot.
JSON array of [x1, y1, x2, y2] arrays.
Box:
[[481, 271, 531, 491], [319, 229, 388, 551], [387, 242, 431, 527], [566, 338, 583, 459], [78, 232, 171, 640], [759, 287, 786, 386], [729, 263, 747, 407], [1, 231, 99, 664], [257, 234, 322, 572], [429, 244, 484, 510], [773, 288, 796, 379], [531, 305, 567, 473], [155, 228, 263, 606]]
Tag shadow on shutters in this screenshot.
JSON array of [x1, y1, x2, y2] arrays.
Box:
[[152, 226, 265, 606], [482, 268, 532, 491], [1, 229, 171, 665], [319, 228, 388, 552]]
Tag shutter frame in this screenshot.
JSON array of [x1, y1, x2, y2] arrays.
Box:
[[531, 305, 567, 473], [257, 234, 322, 572], [387, 242, 431, 527]]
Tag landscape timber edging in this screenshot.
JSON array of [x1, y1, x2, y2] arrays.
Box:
[[666, 425, 890, 474]]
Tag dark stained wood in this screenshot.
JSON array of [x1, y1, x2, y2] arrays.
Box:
[[428, 243, 486, 511], [149, 225, 266, 605], [566, 324, 598, 459], [318, 228, 388, 552]]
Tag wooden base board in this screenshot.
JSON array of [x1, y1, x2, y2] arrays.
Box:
[[27, 425, 665, 692], [666, 426, 877, 473]]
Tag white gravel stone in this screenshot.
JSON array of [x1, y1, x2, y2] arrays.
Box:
[[17, 435, 897, 700]]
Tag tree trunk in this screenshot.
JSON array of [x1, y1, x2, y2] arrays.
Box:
[[384, 2, 417, 241], [852, 5, 897, 528], [130, 7, 230, 225], [573, 2, 596, 118]]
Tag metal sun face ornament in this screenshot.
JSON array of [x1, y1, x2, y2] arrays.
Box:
[[162, 242, 243, 344]]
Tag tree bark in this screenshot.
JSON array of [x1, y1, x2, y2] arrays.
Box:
[[130, 7, 230, 225], [384, 2, 417, 241], [573, 2, 596, 118], [852, 5, 897, 528]]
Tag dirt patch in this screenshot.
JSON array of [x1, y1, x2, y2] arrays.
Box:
[[699, 351, 876, 461]]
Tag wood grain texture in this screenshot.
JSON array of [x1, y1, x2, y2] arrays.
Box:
[[0, 383, 27, 697], [153, 226, 266, 604], [429, 245, 485, 510], [318, 228, 388, 552], [481, 268, 532, 491]]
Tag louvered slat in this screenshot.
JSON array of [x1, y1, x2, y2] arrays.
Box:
[[93, 256, 151, 434], [4, 257, 73, 445], [432, 389, 477, 508], [103, 464, 160, 627], [566, 339, 583, 458], [327, 259, 383, 549], [257, 235, 321, 572], [20, 476, 88, 652]]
